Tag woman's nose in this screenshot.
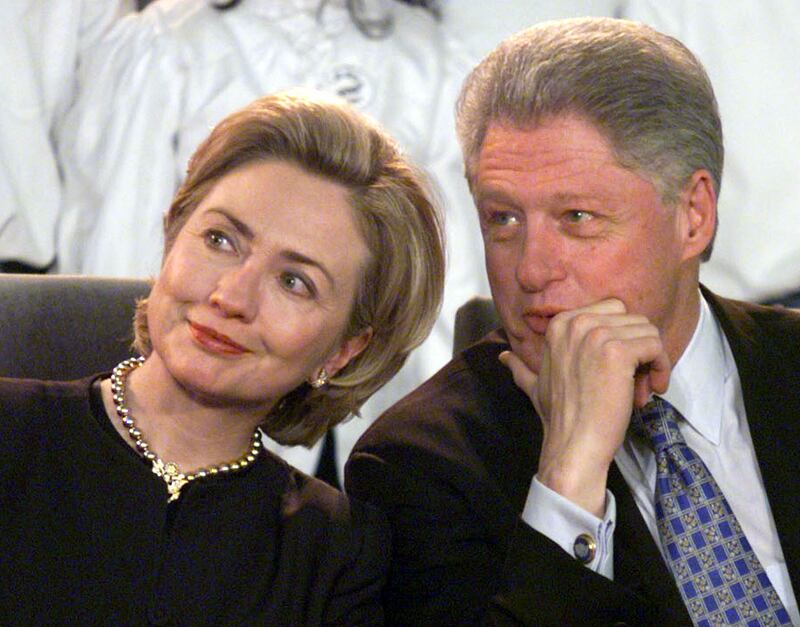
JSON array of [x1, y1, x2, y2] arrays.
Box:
[[209, 262, 261, 321]]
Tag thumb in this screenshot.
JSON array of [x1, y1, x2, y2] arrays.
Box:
[[499, 350, 540, 408]]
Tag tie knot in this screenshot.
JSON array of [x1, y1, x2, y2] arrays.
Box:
[[630, 397, 686, 452]]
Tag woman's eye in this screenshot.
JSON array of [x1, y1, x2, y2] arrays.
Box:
[[280, 272, 315, 298], [204, 229, 235, 252]]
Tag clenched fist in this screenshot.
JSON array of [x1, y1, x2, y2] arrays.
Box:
[[500, 298, 671, 517]]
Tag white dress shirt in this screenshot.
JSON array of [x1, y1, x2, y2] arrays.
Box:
[[523, 294, 799, 623]]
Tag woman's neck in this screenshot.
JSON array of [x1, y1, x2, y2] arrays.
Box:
[[101, 354, 267, 473]]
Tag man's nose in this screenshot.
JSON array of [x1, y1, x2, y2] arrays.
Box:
[[209, 261, 262, 321], [515, 224, 566, 292]]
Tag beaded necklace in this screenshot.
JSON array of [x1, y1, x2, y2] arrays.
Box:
[[110, 357, 262, 502]]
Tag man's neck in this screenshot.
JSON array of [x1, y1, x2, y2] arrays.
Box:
[[661, 279, 703, 368]]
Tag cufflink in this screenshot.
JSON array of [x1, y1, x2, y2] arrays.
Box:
[[573, 533, 596, 564]]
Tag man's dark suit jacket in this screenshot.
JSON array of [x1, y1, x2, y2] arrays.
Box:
[[346, 290, 800, 625]]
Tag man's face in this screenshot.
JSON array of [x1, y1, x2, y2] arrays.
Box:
[[474, 114, 693, 373]]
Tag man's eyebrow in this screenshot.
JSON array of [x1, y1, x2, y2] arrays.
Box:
[[548, 191, 593, 204], [280, 250, 335, 288], [475, 186, 520, 208], [478, 189, 599, 208]]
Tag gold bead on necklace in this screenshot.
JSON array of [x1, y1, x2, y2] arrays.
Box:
[[110, 357, 262, 502]]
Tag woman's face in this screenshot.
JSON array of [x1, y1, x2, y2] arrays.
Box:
[[146, 160, 371, 411]]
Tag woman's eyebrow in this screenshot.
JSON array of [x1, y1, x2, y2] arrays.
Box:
[[205, 208, 336, 288]]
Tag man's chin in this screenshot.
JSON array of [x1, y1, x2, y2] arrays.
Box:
[[507, 337, 544, 375]]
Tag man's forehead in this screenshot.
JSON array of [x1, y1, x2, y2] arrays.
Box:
[[479, 115, 612, 156], [477, 120, 617, 181]]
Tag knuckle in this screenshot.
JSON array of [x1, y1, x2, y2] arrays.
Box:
[[600, 338, 627, 362], [545, 315, 566, 342], [549, 310, 568, 330], [606, 298, 627, 313], [584, 325, 611, 348], [568, 312, 596, 336]]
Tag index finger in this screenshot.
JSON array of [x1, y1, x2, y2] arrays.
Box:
[[560, 298, 627, 319]]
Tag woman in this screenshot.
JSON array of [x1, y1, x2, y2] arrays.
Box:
[[56, 0, 488, 485], [0, 90, 444, 624]]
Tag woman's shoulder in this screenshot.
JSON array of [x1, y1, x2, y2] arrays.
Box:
[[262, 449, 387, 530], [0, 376, 100, 467], [0, 376, 98, 441], [0, 375, 97, 412], [259, 450, 389, 556], [259, 453, 389, 623], [0, 376, 96, 412]]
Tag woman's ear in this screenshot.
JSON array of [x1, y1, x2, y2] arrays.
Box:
[[679, 169, 717, 261], [322, 327, 373, 378]]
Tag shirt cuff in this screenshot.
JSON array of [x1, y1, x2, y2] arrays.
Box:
[[521, 475, 616, 580]]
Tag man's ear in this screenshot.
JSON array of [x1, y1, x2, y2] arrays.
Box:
[[323, 327, 373, 379], [679, 169, 717, 261]]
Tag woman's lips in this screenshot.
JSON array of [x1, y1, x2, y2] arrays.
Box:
[[188, 321, 249, 355]]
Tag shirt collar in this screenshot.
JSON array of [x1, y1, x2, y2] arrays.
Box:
[[661, 292, 733, 445]]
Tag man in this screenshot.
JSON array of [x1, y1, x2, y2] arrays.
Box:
[[346, 17, 800, 625]]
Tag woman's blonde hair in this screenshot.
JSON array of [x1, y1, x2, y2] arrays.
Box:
[[134, 89, 445, 446]]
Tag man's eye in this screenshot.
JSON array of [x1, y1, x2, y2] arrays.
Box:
[[488, 211, 520, 226], [204, 229, 235, 251], [564, 210, 592, 223]]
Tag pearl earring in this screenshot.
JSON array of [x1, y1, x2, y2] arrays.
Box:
[[309, 368, 329, 389]]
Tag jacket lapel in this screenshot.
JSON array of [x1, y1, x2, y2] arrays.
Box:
[[704, 288, 800, 595], [606, 287, 800, 621]]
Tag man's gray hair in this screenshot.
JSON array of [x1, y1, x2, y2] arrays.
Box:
[[456, 17, 723, 259]]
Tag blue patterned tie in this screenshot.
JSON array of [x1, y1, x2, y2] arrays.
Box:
[[631, 397, 791, 626]]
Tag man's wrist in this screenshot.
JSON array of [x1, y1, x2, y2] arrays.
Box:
[[537, 459, 611, 517], [522, 475, 616, 579]]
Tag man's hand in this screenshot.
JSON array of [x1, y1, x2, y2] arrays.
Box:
[[499, 299, 671, 517]]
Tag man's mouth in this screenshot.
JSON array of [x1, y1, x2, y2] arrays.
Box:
[[522, 308, 561, 334]]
